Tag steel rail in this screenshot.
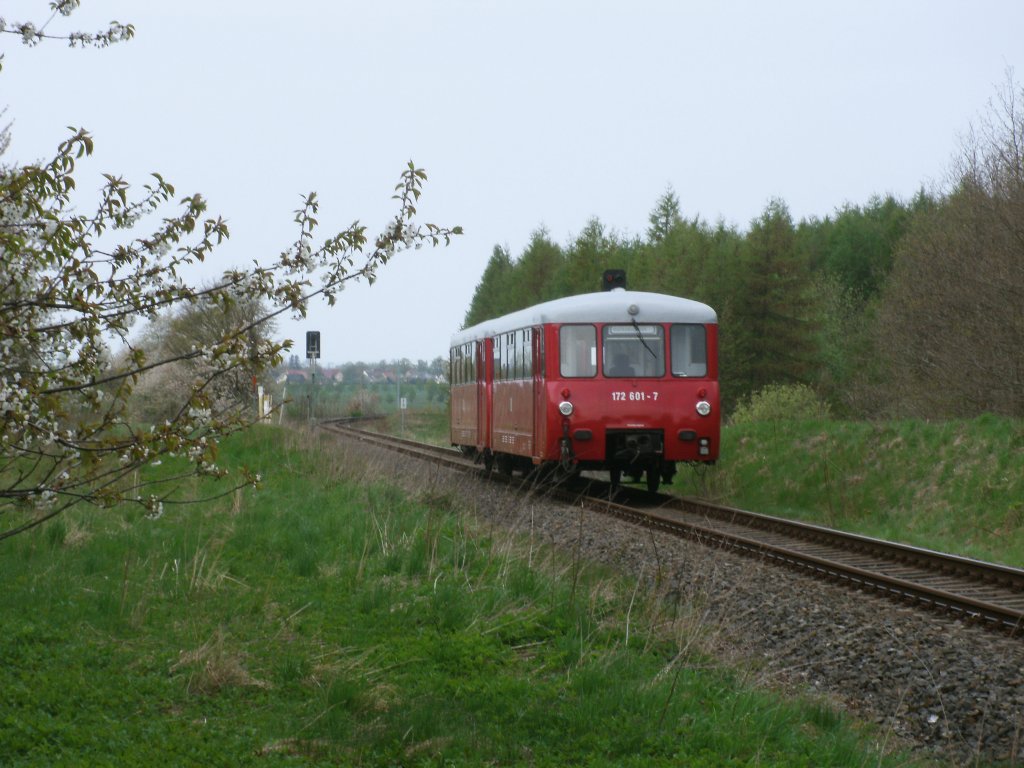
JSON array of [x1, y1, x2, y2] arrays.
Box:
[[586, 495, 1024, 632]]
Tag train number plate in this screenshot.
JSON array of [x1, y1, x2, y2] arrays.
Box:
[[611, 391, 659, 402]]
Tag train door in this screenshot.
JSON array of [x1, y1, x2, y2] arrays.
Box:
[[476, 338, 491, 451], [532, 326, 545, 461]]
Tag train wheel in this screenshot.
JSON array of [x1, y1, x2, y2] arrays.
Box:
[[495, 453, 515, 476], [610, 468, 622, 489], [645, 469, 661, 493]]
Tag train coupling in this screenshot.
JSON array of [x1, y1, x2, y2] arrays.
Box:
[[608, 430, 664, 464], [559, 434, 577, 473]]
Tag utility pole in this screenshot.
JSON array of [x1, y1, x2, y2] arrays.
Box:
[[397, 371, 406, 437]]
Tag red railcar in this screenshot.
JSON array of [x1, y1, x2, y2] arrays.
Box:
[[450, 282, 719, 492]]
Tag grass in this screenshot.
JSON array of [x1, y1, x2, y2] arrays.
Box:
[[283, 380, 449, 422], [707, 416, 1024, 566], [0, 425, 912, 767], [376, 409, 450, 445]]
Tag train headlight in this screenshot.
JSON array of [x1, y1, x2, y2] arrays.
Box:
[[695, 400, 712, 417], [558, 401, 574, 416]]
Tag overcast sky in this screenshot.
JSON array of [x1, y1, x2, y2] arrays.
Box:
[[3, 1, 1023, 365]]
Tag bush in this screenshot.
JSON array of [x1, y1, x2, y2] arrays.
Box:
[[729, 383, 831, 426]]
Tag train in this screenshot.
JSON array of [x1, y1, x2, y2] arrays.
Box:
[[449, 271, 719, 492]]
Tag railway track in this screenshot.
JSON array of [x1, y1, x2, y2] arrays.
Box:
[[320, 420, 1024, 635]]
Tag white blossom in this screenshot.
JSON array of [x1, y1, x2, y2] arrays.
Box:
[[145, 496, 164, 520], [2, 115, 458, 541], [19, 22, 40, 45]]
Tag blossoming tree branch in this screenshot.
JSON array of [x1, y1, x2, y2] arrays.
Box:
[[0, 1, 461, 541]]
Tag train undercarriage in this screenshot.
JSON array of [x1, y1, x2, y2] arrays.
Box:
[[465, 427, 682, 493]]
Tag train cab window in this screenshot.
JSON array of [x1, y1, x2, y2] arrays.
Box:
[[602, 325, 665, 378], [560, 325, 597, 377], [670, 324, 707, 377]]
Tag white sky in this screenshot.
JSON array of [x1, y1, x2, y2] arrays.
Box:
[[3, 1, 1023, 365]]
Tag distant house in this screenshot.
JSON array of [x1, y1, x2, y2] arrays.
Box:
[[276, 367, 346, 385]]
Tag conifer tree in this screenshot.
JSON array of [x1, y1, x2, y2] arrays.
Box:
[[463, 245, 514, 326], [726, 199, 819, 404]]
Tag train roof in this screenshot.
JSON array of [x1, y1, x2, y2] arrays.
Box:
[[451, 289, 717, 346]]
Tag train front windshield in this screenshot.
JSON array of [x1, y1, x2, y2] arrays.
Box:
[[602, 325, 665, 378]]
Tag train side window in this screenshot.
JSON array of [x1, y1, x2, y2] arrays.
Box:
[[560, 325, 597, 378], [510, 333, 516, 380], [521, 328, 532, 378], [506, 332, 515, 380], [499, 333, 510, 381], [516, 330, 523, 379], [670, 325, 707, 377]]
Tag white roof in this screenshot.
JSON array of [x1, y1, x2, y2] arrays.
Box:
[[451, 289, 717, 346]]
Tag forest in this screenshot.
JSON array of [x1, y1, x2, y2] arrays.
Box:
[[463, 78, 1024, 419]]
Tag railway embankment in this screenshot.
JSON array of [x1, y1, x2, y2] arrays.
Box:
[[674, 415, 1024, 568]]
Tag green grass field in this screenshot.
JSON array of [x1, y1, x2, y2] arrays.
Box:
[[0, 426, 913, 767], [708, 416, 1024, 566]]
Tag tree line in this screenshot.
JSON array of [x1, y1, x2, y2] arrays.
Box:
[[464, 76, 1024, 420]]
